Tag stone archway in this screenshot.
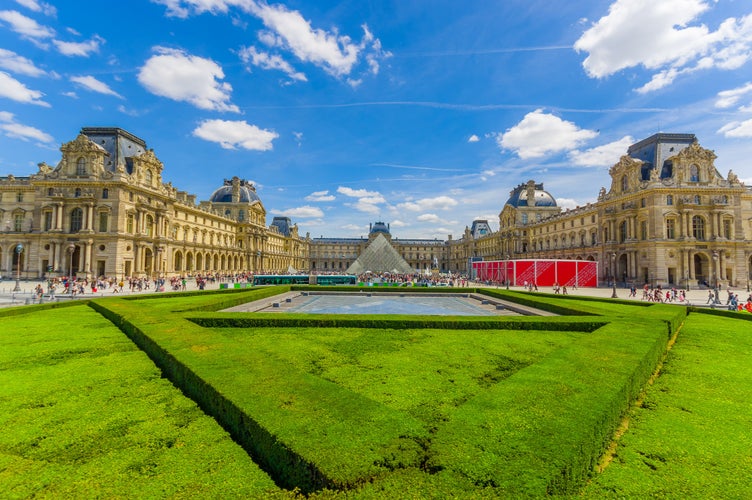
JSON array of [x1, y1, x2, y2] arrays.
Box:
[[693, 253, 709, 286]]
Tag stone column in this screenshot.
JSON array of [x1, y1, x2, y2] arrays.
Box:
[[56, 202, 64, 230]]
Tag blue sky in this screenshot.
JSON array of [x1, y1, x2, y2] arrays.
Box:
[[1, 0, 751, 239]]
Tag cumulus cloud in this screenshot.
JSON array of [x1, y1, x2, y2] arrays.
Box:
[[70, 75, 122, 98], [138, 47, 239, 112], [569, 135, 634, 167], [14, 0, 57, 17], [0, 48, 46, 76], [238, 45, 307, 82], [468, 134, 480, 143], [193, 119, 278, 150], [0, 71, 49, 106], [498, 109, 598, 159], [556, 198, 580, 210], [0, 9, 55, 40], [397, 196, 458, 212], [417, 213, 441, 223], [54, 35, 104, 57], [715, 82, 752, 109], [718, 119, 752, 138], [270, 205, 324, 218], [305, 190, 335, 202], [575, 0, 752, 92], [156, 0, 389, 82], [390, 219, 408, 227], [337, 186, 386, 214], [0, 111, 53, 143]]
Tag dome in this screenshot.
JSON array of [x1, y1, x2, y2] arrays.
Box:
[[209, 178, 260, 204], [369, 221, 390, 235], [505, 182, 557, 207]]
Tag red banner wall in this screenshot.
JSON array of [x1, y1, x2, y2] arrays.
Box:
[[472, 259, 599, 287]]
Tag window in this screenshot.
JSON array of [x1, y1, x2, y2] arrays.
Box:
[[619, 221, 628, 242], [640, 221, 647, 240], [689, 165, 699, 182], [621, 175, 628, 192], [75, 188, 81, 198], [666, 219, 675, 239], [48, 188, 54, 196], [723, 219, 732, 239], [521, 213, 528, 224], [145, 169, 153, 186], [238, 209, 245, 221], [70, 208, 83, 232], [666, 195, 673, 206], [641, 198, 646, 208], [14, 214, 23, 231], [145, 215, 154, 237], [44, 211, 53, 231], [692, 216, 705, 240], [17, 192, 23, 202], [99, 213, 108, 233], [127, 214, 134, 233], [76, 157, 86, 176], [591, 231, 597, 246], [102, 188, 109, 199], [694, 195, 701, 204]]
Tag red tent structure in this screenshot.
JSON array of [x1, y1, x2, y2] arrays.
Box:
[[472, 259, 598, 287]]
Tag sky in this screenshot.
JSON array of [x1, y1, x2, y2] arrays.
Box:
[[1, 0, 752, 239]]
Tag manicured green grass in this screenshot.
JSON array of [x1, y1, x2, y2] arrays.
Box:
[[581, 311, 752, 498], [0, 305, 283, 499], [4, 287, 734, 498]]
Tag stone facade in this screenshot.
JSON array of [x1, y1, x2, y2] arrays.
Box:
[[0, 128, 308, 281], [3, 130, 750, 289]]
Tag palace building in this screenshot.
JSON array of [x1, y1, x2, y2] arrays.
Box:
[[0, 127, 308, 281], [2, 129, 750, 289]]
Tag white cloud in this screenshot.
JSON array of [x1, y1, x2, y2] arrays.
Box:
[[715, 82, 752, 109], [54, 35, 104, 57], [718, 119, 752, 138], [341, 223, 365, 231], [0, 71, 49, 106], [569, 135, 634, 167], [390, 219, 408, 227], [337, 186, 386, 213], [305, 190, 335, 202], [556, 198, 580, 210], [14, 0, 57, 16], [238, 45, 307, 82], [0, 9, 55, 40], [0, 111, 53, 143], [270, 205, 324, 218], [417, 213, 441, 223], [138, 47, 239, 112], [70, 75, 122, 98], [575, 0, 752, 92], [397, 195, 458, 212], [468, 134, 480, 143], [0, 48, 46, 76], [248, 2, 376, 78], [498, 109, 598, 159], [193, 119, 278, 150]]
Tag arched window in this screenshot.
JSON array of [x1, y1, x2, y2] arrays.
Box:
[[70, 208, 83, 232], [144, 169, 153, 186], [692, 216, 705, 240], [76, 157, 86, 176], [102, 188, 109, 199], [689, 165, 699, 182], [660, 160, 673, 178], [621, 175, 628, 192]]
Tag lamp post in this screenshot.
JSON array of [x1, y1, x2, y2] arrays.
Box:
[[13, 243, 23, 292], [505, 254, 510, 289], [611, 252, 617, 298], [67, 244, 75, 282], [712, 250, 721, 305]]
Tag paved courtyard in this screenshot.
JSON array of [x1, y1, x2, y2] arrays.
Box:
[[0, 277, 745, 310]]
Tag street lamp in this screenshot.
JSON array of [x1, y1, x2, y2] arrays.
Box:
[[505, 254, 510, 289], [611, 252, 617, 298], [13, 243, 23, 292], [67, 244, 75, 282], [712, 250, 721, 305]]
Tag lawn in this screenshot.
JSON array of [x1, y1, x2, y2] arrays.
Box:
[[2, 287, 748, 498]]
